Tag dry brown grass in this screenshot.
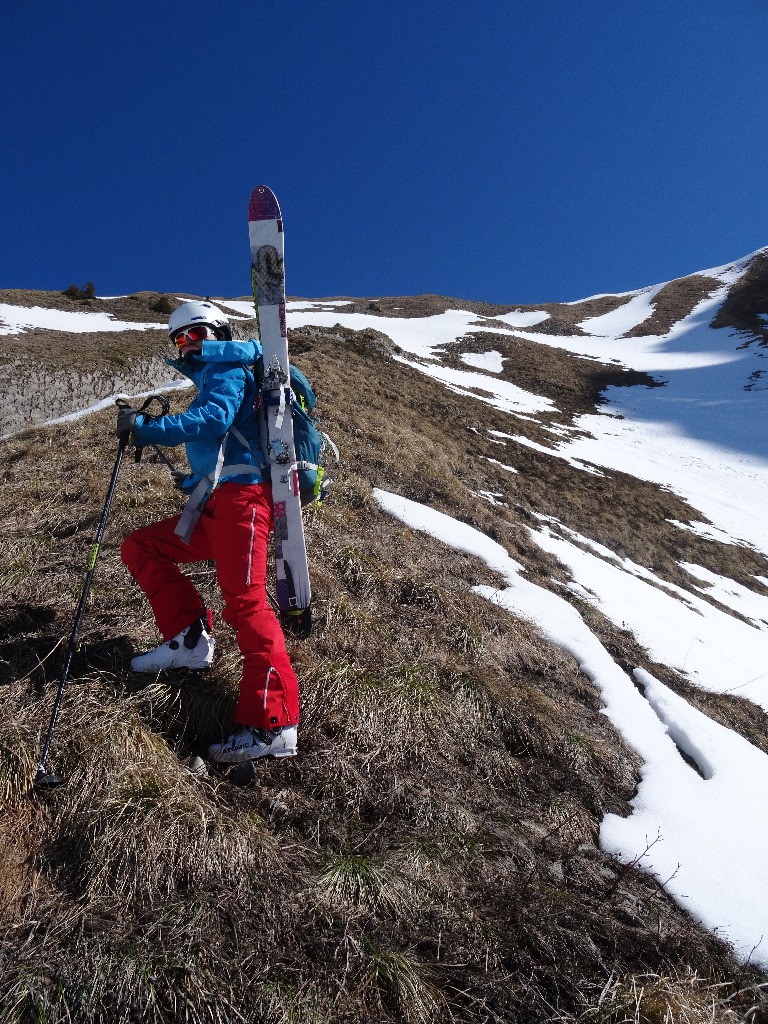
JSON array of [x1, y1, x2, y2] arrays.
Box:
[[711, 251, 768, 343], [0, 291, 766, 1022], [622, 275, 723, 339]]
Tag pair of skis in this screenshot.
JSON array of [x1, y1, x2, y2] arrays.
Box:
[[248, 186, 311, 639]]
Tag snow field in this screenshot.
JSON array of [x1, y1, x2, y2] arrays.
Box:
[[285, 289, 768, 555], [374, 489, 768, 970], [529, 519, 768, 710]]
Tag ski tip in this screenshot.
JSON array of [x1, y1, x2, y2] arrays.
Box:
[[249, 185, 281, 222]]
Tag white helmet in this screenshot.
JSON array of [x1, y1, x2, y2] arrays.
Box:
[[168, 300, 232, 341]]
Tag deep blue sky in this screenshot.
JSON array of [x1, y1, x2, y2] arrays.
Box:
[[2, 1, 767, 304]]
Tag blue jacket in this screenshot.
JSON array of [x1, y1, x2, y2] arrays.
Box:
[[133, 339, 264, 497]]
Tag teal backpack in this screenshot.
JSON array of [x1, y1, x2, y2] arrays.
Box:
[[251, 356, 338, 506]]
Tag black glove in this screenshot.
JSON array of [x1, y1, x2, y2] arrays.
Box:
[[115, 404, 137, 442]]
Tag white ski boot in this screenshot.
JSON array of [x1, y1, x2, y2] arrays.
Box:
[[130, 617, 214, 673], [208, 725, 298, 764]]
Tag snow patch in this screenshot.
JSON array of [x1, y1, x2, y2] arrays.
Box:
[[577, 283, 665, 337], [506, 434, 605, 477], [668, 519, 739, 546], [493, 309, 550, 328], [392, 354, 556, 417], [482, 457, 519, 475], [680, 563, 768, 629], [461, 350, 504, 373], [42, 380, 193, 431], [0, 303, 164, 336], [473, 490, 507, 506]]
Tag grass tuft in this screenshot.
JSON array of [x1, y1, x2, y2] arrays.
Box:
[[362, 937, 439, 1024], [319, 852, 403, 914]]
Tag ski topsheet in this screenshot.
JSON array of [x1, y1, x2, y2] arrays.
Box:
[[248, 186, 311, 630]]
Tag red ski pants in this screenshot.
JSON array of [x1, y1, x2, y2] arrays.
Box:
[[121, 482, 299, 730]]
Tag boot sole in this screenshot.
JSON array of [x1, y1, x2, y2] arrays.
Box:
[[130, 662, 214, 674], [209, 749, 297, 765]]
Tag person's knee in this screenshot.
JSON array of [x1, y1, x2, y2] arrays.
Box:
[[120, 530, 146, 572]]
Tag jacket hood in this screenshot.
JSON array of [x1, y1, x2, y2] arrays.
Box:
[[166, 339, 258, 378]]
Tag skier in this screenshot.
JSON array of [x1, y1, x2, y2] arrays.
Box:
[[116, 300, 299, 764]]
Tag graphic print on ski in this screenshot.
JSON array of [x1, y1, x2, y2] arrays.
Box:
[[249, 185, 312, 638]]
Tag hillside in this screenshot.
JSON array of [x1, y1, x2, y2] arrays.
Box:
[[1, 261, 768, 1023]]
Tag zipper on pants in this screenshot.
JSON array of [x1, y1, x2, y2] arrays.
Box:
[[264, 666, 278, 710], [246, 507, 257, 586]]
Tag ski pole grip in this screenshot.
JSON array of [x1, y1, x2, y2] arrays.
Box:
[[138, 394, 171, 418], [130, 394, 171, 463]]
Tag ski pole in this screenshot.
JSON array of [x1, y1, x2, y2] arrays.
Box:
[[34, 395, 167, 790], [34, 433, 128, 789], [149, 443, 179, 475]]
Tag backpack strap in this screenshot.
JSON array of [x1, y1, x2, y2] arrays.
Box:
[[173, 420, 272, 544], [174, 432, 229, 543], [321, 433, 340, 463]]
